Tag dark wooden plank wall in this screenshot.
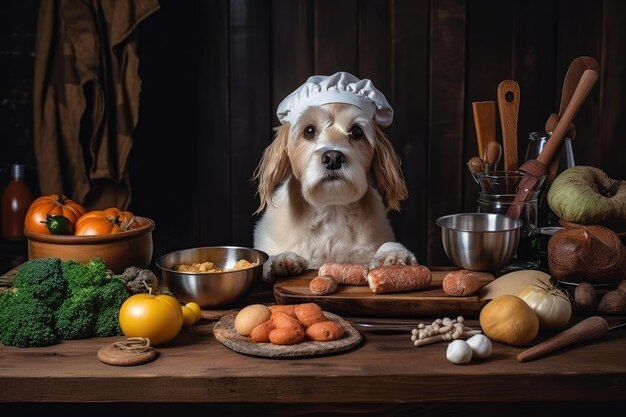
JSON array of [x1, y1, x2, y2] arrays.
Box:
[[104, 0, 626, 266], [2, 0, 624, 269]]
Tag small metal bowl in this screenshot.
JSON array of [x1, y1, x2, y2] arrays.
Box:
[[436, 213, 523, 272], [156, 246, 269, 308]]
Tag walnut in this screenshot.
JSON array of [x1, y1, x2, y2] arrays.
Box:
[[121, 266, 159, 294]]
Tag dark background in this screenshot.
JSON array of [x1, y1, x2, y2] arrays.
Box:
[[1, 0, 625, 273]]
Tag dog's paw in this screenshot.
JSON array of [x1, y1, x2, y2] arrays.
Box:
[[370, 242, 418, 268], [262, 252, 309, 283]]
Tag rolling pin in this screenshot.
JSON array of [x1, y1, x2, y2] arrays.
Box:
[[517, 316, 626, 362]]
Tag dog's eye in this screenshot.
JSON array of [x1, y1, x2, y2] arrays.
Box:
[[349, 125, 364, 140], [303, 125, 316, 140]]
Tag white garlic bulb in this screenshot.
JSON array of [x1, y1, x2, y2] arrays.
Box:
[[446, 339, 473, 364]]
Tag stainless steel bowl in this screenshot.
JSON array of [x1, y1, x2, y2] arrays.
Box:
[[156, 246, 269, 308], [436, 213, 523, 272]]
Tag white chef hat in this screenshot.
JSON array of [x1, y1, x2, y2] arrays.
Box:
[[276, 71, 394, 127]]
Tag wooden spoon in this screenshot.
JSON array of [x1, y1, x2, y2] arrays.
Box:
[[506, 68, 599, 219], [472, 101, 496, 159], [483, 140, 502, 174], [467, 157, 485, 177], [545, 56, 600, 182], [497, 80, 520, 172]]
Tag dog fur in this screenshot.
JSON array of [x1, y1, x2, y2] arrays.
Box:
[[253, 103, 417, 282]]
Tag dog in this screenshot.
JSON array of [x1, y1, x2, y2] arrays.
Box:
[[252, 72, 417, 282]]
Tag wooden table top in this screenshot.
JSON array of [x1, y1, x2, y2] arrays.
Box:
[[2, 265, 626, 415], [1, 310, 625, 406]]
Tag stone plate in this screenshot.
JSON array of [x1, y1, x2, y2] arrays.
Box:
[[213, 311, 363, 358]]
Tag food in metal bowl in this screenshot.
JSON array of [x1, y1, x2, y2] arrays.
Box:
[[176, 259, 257, 273], [156, 246, 268, 309]]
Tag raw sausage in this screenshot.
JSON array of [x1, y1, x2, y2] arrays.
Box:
[[442, 270, 483, 296], [309, 275, 338, 295], [367, 264, 432, 294], [318, 262, 368, 286]]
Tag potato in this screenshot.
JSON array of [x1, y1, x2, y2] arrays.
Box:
[[305, 320, 344, 341], [268, 304, 298, 318], [234, 304, 271, 336], [249, 320, 275, 343], [294, 303, 326, 327], [270, 311, 302, 331], [269, 327, 305, 345], [574, 282, 597, 312], [598, 290, 626, 314]]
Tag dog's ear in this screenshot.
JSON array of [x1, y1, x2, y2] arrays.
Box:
[[371, 125, 408, 211], [252, 124, 292, 213]]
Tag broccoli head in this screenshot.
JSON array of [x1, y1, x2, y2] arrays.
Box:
[[1, 258, 132, 346], [94, 306, 123, 337], [92, 278, 129, 336], [61, 258, 110, 292], [54, 272, 130, 340], [12, 257, 66, 310], [55, 286, 99, 340], [0, 291, 57, 347], [98, 277, 130, 307]]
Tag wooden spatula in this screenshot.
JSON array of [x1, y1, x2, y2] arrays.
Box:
[[545, 56, 600, 135], [506, 68, 599, 219], [472, 101, 496, 159], [497, 80, 520, 172], [544, 56, 600, 183]]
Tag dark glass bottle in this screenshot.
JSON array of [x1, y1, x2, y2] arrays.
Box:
[[1, 163, 34, 240]]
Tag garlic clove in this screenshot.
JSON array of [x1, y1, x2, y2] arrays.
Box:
[[446, 339, 473, 364], [465, 333, 493, 359]]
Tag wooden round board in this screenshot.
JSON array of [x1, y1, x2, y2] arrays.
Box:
[[97, 343, 157, 366], [213, 311, 362, 358]]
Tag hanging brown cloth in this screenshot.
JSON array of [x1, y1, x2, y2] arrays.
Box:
[[33, 0, 160, 210]]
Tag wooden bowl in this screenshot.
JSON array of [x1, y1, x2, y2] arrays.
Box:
[[24, 216, 155, 274]]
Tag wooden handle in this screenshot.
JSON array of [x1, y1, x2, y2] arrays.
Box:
[[467, 157, 484, 175], [536, 69, 598, 167], [544, 56, 599, 135], [544, 57, 598, 183], [508, 69, 597, 217], [472, 101, 496, 158], [559, 56, 600, 119], [517, 316, 609, 362], [497, 80, 520, 172], [482, 140, 502, 173]]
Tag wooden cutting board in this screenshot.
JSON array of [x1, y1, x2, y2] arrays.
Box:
[[273, 269, 494, 318]]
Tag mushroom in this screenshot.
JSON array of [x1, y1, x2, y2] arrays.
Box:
[[410, 316, 482, 347]]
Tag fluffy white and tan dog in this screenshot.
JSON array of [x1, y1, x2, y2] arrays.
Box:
[[253, 72, 417, 282]]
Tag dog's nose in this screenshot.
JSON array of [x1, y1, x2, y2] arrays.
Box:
[[321, 150, 345, 170]]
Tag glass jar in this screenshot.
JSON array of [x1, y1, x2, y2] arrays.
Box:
[[477, 191, 541, 271]]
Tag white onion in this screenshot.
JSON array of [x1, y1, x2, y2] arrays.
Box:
[[519, 283, 572, 329]]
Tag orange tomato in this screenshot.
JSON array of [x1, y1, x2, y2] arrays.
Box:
[[24, 194, 87, 234], [118, 293, 184, 346], [74, 208, 135, 236]]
